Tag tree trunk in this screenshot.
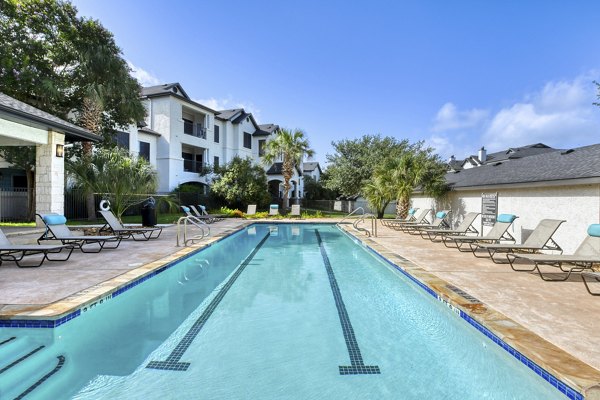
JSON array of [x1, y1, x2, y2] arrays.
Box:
[[396, 196, 410, 219], [26, 169, 35, 221], [282, 158, 294, 210], [82, 141, 97, 221]]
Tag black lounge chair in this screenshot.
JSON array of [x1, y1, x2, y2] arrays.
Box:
[[424, 212, 480, 241], [37, 213, 122, 253], [442, 214, 518, 252], [99, 210, 162, 240], [0, 228, 74, 268], [197, 205, 225, 222], [470, 219, 565, 263], [506, 224, 600, 281]]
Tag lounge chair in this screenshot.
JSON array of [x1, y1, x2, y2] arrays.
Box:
[[188, 206, 218, 224], [246, 204, 257, 216], [506, 224, 600, 281], [582, 271, 600, 296], [99, 210, 162, 241], [380, 208, 418, 227], [0, 228, 74, 268], [386, 209, 430, 231], [402, 210, 451, 234], [37, 213, 122, 253], [423, 212, 480, 241], [442, 214, 518, 252], [269, 204, 279, 216], [470, 219, 565, 263], [290, 204, 301, 218], [197, 205, 225, 222]]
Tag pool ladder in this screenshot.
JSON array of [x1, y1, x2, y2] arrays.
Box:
[[337, 207, 377, 237], [176, 215, 210, 246]]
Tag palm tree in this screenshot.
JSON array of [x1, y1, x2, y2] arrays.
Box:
[[362, 169, 395, 218], [262, 128, 314, 209], [66, 147, 158, 221], [384, 148, 448, 219]]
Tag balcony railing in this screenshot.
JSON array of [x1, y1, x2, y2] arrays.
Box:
[[183, 160, 211, 175], [183, 121, 207, 139]]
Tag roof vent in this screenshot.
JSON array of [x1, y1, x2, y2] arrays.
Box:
[[493, 162, 502, 166], [172, 87, 178, 93], [561, 149, 574, 155]]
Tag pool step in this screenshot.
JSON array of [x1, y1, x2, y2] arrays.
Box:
[[0, 339, 66, 400]]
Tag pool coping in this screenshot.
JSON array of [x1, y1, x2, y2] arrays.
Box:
[[1, 221, 599, 399], [337, 225, 600, 400]]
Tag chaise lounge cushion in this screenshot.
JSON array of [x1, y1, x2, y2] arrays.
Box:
[[497, 214, 517, 223], [588, 224, 600, 237], [43, 215, 67, 225]]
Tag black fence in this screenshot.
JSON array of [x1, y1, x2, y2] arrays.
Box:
[[0, 188, 30, 222]]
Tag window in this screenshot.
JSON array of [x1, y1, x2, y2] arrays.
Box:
[[243, 132, 252, 149], [213, 156, 219, 169], [139, 141, 150, 161], [183, 118, 194, 135], [258, 140, 266, 157], [116, 132, 129, 149], [214, 125, 220, 143]]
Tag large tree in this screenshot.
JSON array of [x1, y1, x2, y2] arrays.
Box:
[[324, 135, 409, 197], [210, 156, 271, 210], [262, 128, 314, 209], [0, 0, 146, 219]]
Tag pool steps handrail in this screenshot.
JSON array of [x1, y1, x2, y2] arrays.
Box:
[[337, 207, 377, 237], [176, 215, 210, 246]]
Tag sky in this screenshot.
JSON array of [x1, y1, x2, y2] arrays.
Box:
[[72, 0, 600, 166]]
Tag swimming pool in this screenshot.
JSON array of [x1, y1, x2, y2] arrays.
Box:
[[0, 224, 572, 399]]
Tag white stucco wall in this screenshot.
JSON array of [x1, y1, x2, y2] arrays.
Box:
[[411, 183, 600, 254]]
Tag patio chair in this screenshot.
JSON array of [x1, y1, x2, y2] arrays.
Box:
[[470, 219, 565, 263], [0, 228, 74, 268], [37, 213, 122, 253], [380, 208, 418, 227], [423, 212, 480, 241], [269, 204, 279, 216], [386, 209, 430, 231], [290, 204, 301, 218], [188, 205, 218, 224], [246, 204, 257, 216], [582, 271, 600, 296], [402, 210, 451, 234], [99, 210, 162, 241], [506, 224, 600, 281], [197, 205, 225, 222], [442, 214, 518, 252]]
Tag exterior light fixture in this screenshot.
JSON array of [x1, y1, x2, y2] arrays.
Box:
[[56, 144, 64, 158]]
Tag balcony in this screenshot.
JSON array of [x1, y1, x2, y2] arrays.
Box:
[[183, 120, 207, 139], [183, 159, 211, 175]]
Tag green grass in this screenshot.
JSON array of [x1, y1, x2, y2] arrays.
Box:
[[0, 222, 36, 227]]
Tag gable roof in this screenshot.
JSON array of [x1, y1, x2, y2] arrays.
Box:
[[216, 108, 261, 131], [445, 143, 600, 189], [141, 83, 216, 114], [303, 162, 321, 173], [254, 123, 279, 137], [483, 143, 556, 163], [266, 162, 302, 176], [0, 92, 100, 142]]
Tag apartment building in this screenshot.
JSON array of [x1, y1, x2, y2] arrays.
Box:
[[121, 83, 305, 199]]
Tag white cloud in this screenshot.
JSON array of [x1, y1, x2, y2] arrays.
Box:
[[194, 96, 262, 121], [432, 102, 489, 132], [127, 61, 160, 87], [483, 74, 600, 151]]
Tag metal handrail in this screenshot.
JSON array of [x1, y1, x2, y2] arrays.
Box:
[[176, 215, 210, 246], [353, 213, 377, 237], [337, 207, 365, 226]]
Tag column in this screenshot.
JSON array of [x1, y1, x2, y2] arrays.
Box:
[[35, 130, 65, 226]]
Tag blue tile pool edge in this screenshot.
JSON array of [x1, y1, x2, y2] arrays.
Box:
[[0, 224, 252, 329], [339, 228, 584, 400]]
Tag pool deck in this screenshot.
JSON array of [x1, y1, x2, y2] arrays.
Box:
[[1, 219, 600, 398]]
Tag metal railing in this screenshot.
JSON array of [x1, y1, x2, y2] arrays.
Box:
[[176, 215, 210, 247], [336, 207, 377, 237]]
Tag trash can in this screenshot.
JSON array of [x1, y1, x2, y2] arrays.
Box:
[[141, 197, 157, 227]]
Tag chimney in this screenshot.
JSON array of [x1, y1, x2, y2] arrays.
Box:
[[478, 147, 487, 163], [448, 155, 455, 163]]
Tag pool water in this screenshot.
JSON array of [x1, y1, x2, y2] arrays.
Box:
[[0, 224, 566, 399]]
